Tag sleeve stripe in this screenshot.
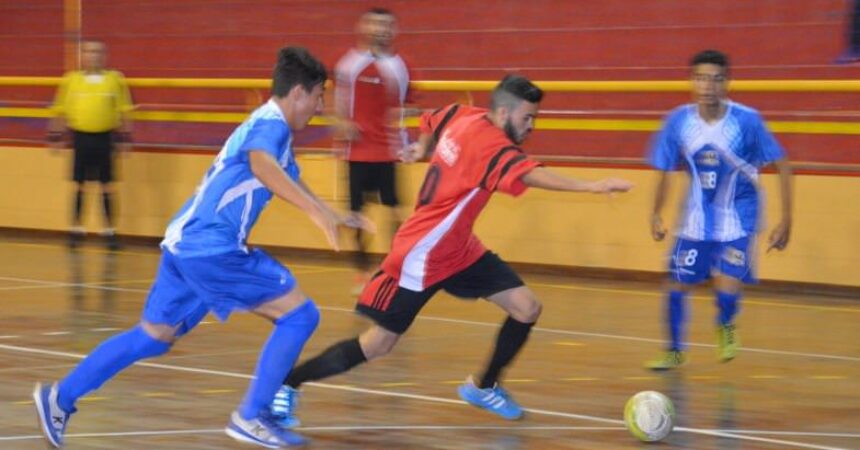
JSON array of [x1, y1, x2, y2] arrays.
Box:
[[480, 145, 524, 190], [428, 104, 461, 151], [493, 154, 529, 190]]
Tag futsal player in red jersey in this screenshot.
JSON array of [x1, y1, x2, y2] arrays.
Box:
[[270, 75, 633, 424]]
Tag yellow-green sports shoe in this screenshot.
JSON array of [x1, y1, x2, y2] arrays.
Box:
[[644, 350, 687, 371], [717, 324, 739, 362]]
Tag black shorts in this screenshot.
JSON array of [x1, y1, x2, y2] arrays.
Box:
[[355, 251, 525, 334], [348, 161, 398, 212], [72, 131, 114, 183]]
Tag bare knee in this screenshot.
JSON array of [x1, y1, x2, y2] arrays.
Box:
[[492, 287, 542, 323], [140, 321, 179, 343], [359, 326, 400, 361], [514, 297, 542, 323]]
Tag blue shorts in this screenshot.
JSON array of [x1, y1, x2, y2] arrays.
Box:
[[668, 237, 756, 285], [142, 248, 296, 330]]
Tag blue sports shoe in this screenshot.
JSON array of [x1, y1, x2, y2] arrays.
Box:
[[225, 410, 307, 448], [33, 382, 74, 448], [271, 385, 300, 429], [457, 376, 524, 420]]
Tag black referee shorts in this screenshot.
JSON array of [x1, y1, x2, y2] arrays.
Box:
[[72, 130, 114, 183], [348, 161, 398, 212]]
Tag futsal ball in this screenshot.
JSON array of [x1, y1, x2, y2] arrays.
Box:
[[624, 390, 675, 442]]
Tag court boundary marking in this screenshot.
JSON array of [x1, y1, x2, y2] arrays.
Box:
[[0, 275, 858, 363], [0, 342, 853, 450]]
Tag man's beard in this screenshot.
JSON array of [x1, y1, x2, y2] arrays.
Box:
[[504, 120, 524, 145]]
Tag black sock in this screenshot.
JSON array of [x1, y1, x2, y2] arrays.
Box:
[[479, 317, 535, 389], [102, 192, 113, 228], [73, 189, 84, 224], [354, 229, 370, 271], [285, 337, 367, 388]]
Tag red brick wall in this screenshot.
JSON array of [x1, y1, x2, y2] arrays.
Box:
[[1, 0, 857, 163]]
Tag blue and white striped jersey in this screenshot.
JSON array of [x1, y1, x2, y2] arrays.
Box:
[[161, 99, 300, 257], [649, 101, 785, 242]]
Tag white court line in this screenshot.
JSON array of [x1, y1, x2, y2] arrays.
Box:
[[1, 426, 857, 443], [0, 284, 74, 291], [0, 425, 625, 442], [0, 343, 852, 450], [712, 431, 860, 438], [0, 275, 858, 363]]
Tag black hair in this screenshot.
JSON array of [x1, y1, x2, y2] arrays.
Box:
[[271, 47, 328, 98], [490, 74, 544, 111], [366, 7, 394, 16], [690, 49, 730, 71]]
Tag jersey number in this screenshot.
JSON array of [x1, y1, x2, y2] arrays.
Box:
[[700, 171, 717, 189], [417, 164, 441, 206]]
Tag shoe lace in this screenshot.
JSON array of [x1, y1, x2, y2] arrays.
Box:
[[480, 385, 514, 409], [724, 325, 736, 345], [272, 386, 299, 417]]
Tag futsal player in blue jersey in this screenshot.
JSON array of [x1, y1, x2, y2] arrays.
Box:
[[645, 50, 792, 370], [33, 47, 367, 448]]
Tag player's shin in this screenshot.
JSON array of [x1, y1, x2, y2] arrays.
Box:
[[57, 325, 171, 412], [479, 316, 535, 389], [284, 336, 367, 388], [238, 299, 319, 420]]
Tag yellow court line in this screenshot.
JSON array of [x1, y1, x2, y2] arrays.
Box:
[[413, 79, 860, 92], [809, 375, 847, 380], [78, 396, 108, 402], [291, 268, 352, 275], [623, 376, 659, 381], [199, 389, 236, 394], [4, 76, 860, 91], [3, 107, 859, 134], [688, 375, 720, 381], [750, 375, 783, 379], [554, 341, 586, 346], [562, 377, 599, 382], [140, 392, 172, 398], [379, 382, 417, 387]]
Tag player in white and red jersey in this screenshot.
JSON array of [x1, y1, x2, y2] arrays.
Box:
[[333, 7, 415, 287], [269, 75, 633, 425]]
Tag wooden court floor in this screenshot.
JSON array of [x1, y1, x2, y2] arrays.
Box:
[[0, 237, 858, 449]]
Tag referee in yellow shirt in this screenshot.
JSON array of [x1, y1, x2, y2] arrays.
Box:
[[48, 40, 133, 250]]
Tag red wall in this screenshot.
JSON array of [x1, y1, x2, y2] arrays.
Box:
[[1, 0, 857, 164]]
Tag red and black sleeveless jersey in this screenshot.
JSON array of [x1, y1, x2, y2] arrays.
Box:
[[381, 104, 541, 291]]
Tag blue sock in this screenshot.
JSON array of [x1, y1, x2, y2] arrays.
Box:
[[57, 325, 171, 413], [239, 299, 320, 420], [667, 290, 687, 351], [716, 291, 740, 326]]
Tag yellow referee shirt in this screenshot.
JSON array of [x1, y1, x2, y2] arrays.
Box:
[[51, 70, 133, 133]]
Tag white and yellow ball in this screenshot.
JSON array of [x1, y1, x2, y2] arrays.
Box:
[[624, 390, 675, 442]]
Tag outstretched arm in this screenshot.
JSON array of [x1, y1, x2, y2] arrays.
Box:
[[650, 171, 670, 241], [521, 166, 633, 193], [249, 150, 341, 250], [767, 158, 792, 252]]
